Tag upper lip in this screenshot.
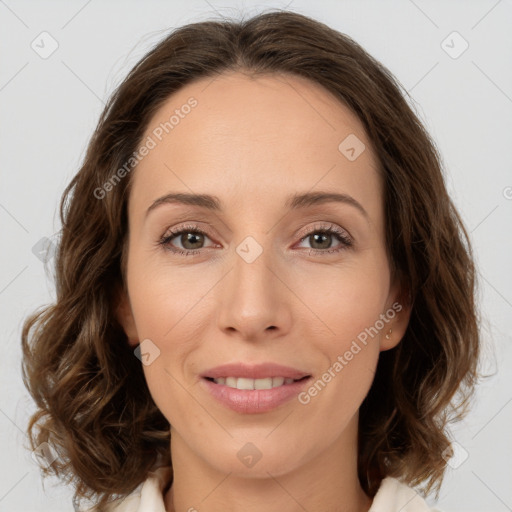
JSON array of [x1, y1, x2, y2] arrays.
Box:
[[201, 363, 311, 380]]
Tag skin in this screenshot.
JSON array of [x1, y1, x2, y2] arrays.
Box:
[[116, 70, 411, 512]]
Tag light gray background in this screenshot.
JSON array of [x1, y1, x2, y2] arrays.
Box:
[[1, 1, 511, 511]]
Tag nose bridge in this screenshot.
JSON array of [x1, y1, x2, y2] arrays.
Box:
[[232, 231, 277, 304], [216, 229, 289, 336]]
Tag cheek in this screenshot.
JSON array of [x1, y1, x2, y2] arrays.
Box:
[[297, 281, 384, 429], [292, 256, 390, 346], [125, 254, 215, 423], [295, 261, 388, 402], [126, 247, 213, 341]]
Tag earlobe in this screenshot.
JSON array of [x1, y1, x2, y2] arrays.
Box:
[[380, 326, 401, 351], [114, 286, 139, 347], [379, 285, 413, 352]]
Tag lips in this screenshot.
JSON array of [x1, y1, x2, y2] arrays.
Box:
[[199, 362, 312, 414]]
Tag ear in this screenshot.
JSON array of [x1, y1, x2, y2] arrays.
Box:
[[380, 274, 412, 352], [114, 284, 139, 347]]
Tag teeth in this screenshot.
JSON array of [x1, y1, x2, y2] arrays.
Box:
[[213, 376, 296, 389], [272, 377, 285, 387]]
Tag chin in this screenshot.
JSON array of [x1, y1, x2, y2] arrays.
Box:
[[209, 436, 311, 478]]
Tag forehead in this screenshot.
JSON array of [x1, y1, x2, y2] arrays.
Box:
[[129, 71, 381, 220]]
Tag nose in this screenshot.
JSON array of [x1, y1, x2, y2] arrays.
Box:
[[216, 242, 292, 342]]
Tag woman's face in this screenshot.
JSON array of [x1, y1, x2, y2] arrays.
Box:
[[117, 71, 410, 478]]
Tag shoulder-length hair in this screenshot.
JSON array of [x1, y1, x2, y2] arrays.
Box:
[[21, 9, 480, 510]]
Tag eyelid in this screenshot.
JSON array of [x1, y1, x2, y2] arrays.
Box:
[[295, 222, 352, 245]]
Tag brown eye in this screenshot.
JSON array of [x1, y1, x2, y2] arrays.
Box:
[[177, 231, 205, 250], [307, 231, 334, 250], [159, 224, 214, 255], [297, 224, 353, 255]]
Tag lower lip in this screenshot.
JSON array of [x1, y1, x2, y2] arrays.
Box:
[[200, 377, 311, 414]]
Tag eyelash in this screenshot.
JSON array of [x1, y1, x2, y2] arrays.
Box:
[[157, 222, 353, 257]]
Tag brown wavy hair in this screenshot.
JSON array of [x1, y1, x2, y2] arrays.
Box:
[[21, 9, 481, 510]]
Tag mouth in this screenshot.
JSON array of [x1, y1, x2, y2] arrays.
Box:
[[199, 363, 312, 414]]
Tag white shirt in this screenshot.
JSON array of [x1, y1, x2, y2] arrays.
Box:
[[81, 466, 444, 512]]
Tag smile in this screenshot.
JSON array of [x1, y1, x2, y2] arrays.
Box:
[[201, 375, 311, 414], [206, 376, 304, 389]]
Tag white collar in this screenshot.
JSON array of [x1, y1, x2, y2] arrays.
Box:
[[83, 465, 442, 512]]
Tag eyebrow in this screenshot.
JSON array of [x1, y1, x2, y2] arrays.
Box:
[[145, 191, 369, 219]]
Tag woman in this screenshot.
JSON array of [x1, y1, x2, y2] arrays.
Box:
[[21, 9, 480, 512]]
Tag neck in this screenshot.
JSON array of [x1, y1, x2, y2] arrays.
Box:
[[164, 415, 373, 512]]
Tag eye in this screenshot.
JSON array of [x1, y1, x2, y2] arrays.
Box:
[[295, 223, 353, 255], [158, 224, 215, 256], [158, 222, 353, 257]]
